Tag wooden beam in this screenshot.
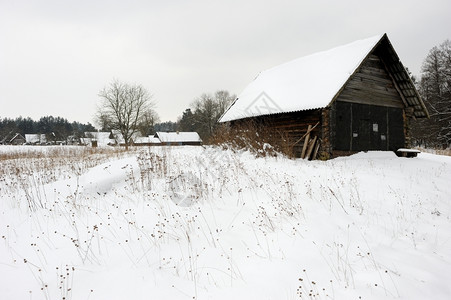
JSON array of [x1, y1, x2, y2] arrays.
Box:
[[312, 140, 320, 160], [292, 122, 320, 147], [379, 57, 409, 108], [301, 125, 311, 159], [305, 135, 317, 160]]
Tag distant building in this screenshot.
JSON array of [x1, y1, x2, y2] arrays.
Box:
[[155, 132, 202, 146], [9, 133, 26, 145], [25, 134, 47, 145], [133, 136, 162, 146], [82, 132, 116, 147]]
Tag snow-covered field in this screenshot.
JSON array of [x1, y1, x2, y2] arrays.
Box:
[[0, 145, 450, 300]]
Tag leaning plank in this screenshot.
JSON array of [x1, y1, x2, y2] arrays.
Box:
[[301, 125, 312, 159], [305, 135, 317, 160], [292, 122, 320, 147], [312, 140, 321, 160]]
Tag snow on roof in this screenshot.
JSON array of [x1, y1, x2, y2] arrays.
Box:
[[25, 134, 46, 144], [10, 133, 25, 142], [156, 132, 202, 143], [134, 136, 161, 144], [85, 132, 115, 146], [219, 34, 384, 122]]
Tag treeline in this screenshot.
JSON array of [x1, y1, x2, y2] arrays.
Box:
[[154, 90, 236, 142], [0, 116, 96, 142], [412, 39, 451, 148]]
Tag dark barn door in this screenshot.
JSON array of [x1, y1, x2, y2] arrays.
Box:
[[334, 102, 404, 152]]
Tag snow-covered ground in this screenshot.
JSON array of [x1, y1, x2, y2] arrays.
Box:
[[0, 145, 450, 300]]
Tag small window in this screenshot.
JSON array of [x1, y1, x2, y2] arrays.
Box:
[[381, 134, 386, 141], [373, 123, 379, 132], [353, 132, 358, 138]]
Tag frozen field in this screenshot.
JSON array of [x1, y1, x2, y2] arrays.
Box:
[[0, 145, 450, 299]]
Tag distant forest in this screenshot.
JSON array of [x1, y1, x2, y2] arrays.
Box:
[[0, 116, 96, 142]]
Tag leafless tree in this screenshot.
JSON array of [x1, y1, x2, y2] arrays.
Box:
[[188, 90, 235, 140], [137, 108, 160, 136], [97, 80, 156, 150], [412, 40, 451, 148]]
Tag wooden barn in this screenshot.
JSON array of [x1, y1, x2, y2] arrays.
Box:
[[219, 33, 429, 159]]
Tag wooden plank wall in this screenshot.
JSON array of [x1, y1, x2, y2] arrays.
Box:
[[231, 109, 322, 157], [336, 54, 404, 109]]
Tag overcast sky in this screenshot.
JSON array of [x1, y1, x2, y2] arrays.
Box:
[[1, 0, 450, 125]]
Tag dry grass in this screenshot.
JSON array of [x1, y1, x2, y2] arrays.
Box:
[[415, 147, 451, 156], [0, 146, 127, 161], [209, 120, 295, 158]]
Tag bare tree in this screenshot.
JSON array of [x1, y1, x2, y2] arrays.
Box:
[[97, 80, 155, 150], [137, 108, 160, 136], [412, 40, 451, 148], [189, 90, 235, 141]]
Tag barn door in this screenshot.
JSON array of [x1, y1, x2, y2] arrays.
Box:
[[333, 102, 404, 152], [351, 105, 388, 151], [356, 119, 371, 150]]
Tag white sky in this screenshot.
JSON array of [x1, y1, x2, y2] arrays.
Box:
[[1, 0, 450, 125]]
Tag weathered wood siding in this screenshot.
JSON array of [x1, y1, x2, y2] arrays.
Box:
[[326, 51, 407, 155], [331, 102, 405, 152], [227, 42, 419, 159], [336, 54, 404, 108], [231, 110, 322, 157]]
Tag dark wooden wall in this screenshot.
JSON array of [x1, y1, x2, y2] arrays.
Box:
[[228, 45, 413, 158], [331, 102, 404, 152], [336, 54, 404, 109], [231, 110, 322, 157], [326, 49, 408, 155]]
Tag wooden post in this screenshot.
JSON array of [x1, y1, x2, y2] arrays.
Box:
[[312, 140, 320, 160], [301, 125, 311, 159], [305, 135, 317, 160]]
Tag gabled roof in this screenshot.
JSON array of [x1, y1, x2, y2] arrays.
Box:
[[10, 133, 25, 143], [155, 132, 202, 143], [84, 132, 115, 146], [219, 34, 428, 122], [110, 130, 141, 144], [134, 136, 161, 144], [25, 134, 46, 144]]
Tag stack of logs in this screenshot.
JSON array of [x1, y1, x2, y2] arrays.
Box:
[[295, 123, 321, 160]]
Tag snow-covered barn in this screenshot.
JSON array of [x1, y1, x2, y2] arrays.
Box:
[[219, 33, 429, 159], [155, 132, 202, 146]]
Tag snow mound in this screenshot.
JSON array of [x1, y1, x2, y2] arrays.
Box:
[[1, 146, 450, 299]]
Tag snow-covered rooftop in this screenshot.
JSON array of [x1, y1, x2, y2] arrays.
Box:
[[134, 136, 161, 144], [219, 34, 384, 122], [156, 132, 202, 143], [25, 134, 46, 144], [84, 132, 115, 146]]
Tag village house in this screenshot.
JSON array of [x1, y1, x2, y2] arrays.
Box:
[[81, 132, 116, 147], [8, 133, 26, 145], [25, 134, 47, 145], [154, 132, 202, 146], [133, 136, 161, 146], [219, 33, 429, 159]]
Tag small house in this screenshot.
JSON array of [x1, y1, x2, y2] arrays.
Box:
[[25, 134, 47, 145], [9, 133, 26, 145], [133, 136, 162, 146], [155, 132, 202, 146], [83, 132, 116, 147], [219, 33, 429, 158]]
